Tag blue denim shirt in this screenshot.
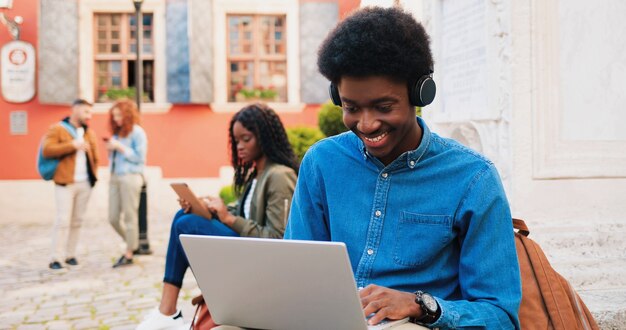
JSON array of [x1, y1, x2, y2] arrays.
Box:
[[110, 124, 147, 175], [285, 117, 521, 329]]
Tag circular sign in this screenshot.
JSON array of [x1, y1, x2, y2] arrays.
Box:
[[8, 49, 27, 65]]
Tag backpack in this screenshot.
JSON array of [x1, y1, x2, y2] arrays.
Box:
[[37, 121, 77, 180], [513, 218, 599, 330]]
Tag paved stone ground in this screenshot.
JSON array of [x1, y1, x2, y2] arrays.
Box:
[[0, 212, 202, 330], [0, 172, 229, 330]]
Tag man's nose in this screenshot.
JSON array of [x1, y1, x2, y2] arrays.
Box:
[[357, 110, 381, 134]]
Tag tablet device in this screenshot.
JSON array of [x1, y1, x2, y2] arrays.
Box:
[[170, 183, 215, 219]]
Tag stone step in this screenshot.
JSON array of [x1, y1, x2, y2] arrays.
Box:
[[579, 288, 626, 330], [550, 258, 626, 291], [524, 225, 626, 260]]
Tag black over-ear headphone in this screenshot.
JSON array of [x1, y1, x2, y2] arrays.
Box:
[[329, 71, 436, 108]]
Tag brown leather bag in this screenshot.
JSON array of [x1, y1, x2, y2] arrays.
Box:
[[513, 218, 599, 329], [190, 294, 218, 330]]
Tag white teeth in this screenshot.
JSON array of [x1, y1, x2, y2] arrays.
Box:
[[364, 132, 388, 143]]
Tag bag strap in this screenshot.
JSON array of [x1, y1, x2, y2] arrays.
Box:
[[191, 294, 204, 306], [58, 121, 78, 139], [513, 218, 530, 237], [190, 294, 205, 330]]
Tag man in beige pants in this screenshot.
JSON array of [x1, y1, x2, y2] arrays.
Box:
[[42, 99, 99, 270]]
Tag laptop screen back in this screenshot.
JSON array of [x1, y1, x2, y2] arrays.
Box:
[[180, 235, 370, 330]]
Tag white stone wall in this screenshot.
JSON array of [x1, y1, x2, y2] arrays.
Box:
[[417, 0, 626, 225], [509, 0, 626, 223]]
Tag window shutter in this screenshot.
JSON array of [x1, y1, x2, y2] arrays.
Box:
[[299, 2, 338, 104], [166, 0, 191, 103], [188, 0, 213, 104], [38, 0, 79, 104]]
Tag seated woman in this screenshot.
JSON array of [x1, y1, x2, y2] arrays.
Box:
[[137, 103, 299, 329]]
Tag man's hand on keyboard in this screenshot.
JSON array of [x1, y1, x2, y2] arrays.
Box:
[[359, 284, 422, 326]]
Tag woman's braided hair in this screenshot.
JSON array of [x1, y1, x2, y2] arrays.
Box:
[[228, 103, 299, 196]]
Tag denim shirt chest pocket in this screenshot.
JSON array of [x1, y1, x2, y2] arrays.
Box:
[[393, 212, 453, 267]]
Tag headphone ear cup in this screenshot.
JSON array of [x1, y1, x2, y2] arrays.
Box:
[[329, 83, 342, 107], [409, 76, 436, 107]]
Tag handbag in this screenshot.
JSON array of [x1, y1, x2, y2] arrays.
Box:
[[190, 294, 218, 330]]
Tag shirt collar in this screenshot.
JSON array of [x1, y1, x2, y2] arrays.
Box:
[[358, 116, 432, 169]]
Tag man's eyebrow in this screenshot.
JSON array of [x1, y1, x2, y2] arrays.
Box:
[[341, 96, 399, 105]]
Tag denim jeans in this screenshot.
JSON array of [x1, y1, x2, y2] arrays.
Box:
[[163, 209, 239, 287]]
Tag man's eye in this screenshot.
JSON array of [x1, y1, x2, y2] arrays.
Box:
[[343, 105, 358, 113], [376, 105, 392, 112]]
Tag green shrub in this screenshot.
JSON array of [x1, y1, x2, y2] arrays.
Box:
[[219, 185, 236, 205], [318, 100, 348, 137], [99, 87, 150, 102], [415, 106, 422, 117], [286, 126, 325, 162], [106, 87, 136, 100]]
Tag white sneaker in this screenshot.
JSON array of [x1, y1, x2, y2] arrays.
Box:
[[136, 307, 184, 330], [175, 323, 192, 330]]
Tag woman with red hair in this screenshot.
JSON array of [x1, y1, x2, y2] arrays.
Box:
[[105, 99, 148, 268]]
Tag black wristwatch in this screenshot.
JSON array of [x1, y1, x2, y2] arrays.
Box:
[[410, 290, 441, 325]]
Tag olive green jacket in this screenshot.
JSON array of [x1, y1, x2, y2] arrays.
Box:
[[229, 162, 297, 239]]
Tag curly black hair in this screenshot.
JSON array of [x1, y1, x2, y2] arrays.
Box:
[[228, 103, 299, 196], [317, 6, 433, 84]]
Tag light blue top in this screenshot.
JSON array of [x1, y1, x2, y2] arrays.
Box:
[[285, 117, 521, 329], [110, 124, 147, 175]]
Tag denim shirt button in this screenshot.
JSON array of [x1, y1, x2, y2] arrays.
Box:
[[382, 172, 388, 178], [409, 160, 416, 167], [367, 249, 374, 255], [375, 210, 381, 217]]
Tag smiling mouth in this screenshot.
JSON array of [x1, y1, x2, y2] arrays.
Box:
[[363, 131, 388, 143]]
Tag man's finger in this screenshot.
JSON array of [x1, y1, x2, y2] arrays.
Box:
[[362, 299, 381, 318], [368, 307, 391, 326]]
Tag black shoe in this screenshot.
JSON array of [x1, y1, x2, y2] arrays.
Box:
[[112, 255, 133, 268], [49, 261, 63, 270], [65, 257, 78, 266], [133, 248, 153, 255]]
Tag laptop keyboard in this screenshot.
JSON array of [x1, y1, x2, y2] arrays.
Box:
[[366, 316, 410, 329]]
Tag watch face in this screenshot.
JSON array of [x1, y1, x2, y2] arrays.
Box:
[[421, 293, 438, 312]]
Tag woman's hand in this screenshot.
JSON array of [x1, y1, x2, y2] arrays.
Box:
[[359, 284, 422, 326], [106, 139, 124, 152], [203, 196, 236, 226], [178, 198, 192, 213]]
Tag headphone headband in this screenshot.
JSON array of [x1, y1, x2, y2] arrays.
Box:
[[329, 72, 436, 107]]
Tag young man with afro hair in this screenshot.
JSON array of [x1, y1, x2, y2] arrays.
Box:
[[285, 6, 521, 329]]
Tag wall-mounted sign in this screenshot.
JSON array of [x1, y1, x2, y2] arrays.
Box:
[[10, 110, 27, 135], [0, 0, 13, 9], [1, 40, 35, 103]]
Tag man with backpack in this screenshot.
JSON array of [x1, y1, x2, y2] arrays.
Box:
[[41, 99, 99, 270]]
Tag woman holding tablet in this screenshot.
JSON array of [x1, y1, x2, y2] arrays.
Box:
[[137, 103, 298, 329]]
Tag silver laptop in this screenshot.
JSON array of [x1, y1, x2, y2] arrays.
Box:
[[180, 235, 409, 330]]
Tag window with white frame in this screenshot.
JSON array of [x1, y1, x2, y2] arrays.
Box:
[[227, 14, 287, 103], [79, 0, 167, 111], [93, 13, 154, 103], [212, 0, 301, 111]]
